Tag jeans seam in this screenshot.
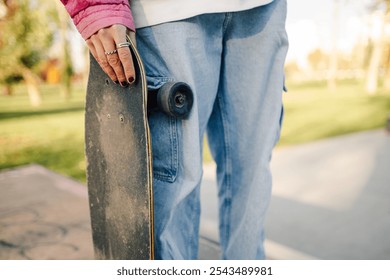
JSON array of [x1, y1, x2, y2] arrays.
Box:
[[222, 13, 233, 35], [170, 117, 178, 178], [217, 93, 232, 249], [189, 187, 200, 259]]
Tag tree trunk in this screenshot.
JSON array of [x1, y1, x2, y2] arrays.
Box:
[[384, 71, 390, 91], [383, 46, 390, 90], [56, 2, 73, 100], [366, 40, 383, 94], [59, 30, 72, 101], [327, 0, 339, 92], [22, 69, 42, 107], [365, 13, 386, 95], [3, 84, 13, 96]]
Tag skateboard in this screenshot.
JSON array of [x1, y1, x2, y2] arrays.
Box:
[[85, 37, 193, 260]]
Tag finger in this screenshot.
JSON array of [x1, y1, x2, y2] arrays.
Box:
[[86, 40, 101, 67], [113, 28, 136, 84], [127, 30, 137, 48], [125, 30, 136, 83], [100, 37, 128, 86], [116, 46, 135, 84], [86, 39, 98, 59], [111, 24, 135, 84], [90, 35, 118, 83]]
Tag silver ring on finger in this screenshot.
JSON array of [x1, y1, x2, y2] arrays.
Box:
[[116, 42, 131, 49], [105, 49, 117, 55]]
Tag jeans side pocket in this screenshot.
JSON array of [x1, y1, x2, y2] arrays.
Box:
[[148, 111, 179, 183], [147, 75, 179, 183], [273, 104, 284, 146], [274, 80, 286, 146]]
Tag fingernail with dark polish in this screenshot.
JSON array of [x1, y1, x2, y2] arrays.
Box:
[[113, 80, 119, 85], [120, 81, 128, 87], [128, 77, 135, 84]]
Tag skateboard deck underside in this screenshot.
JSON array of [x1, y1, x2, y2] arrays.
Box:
[[85, 47, 153, 259]]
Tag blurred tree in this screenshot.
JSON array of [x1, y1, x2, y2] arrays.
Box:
[[54, 1, 73, 100], [308, 48, 328, 72], [384, 44, 390, 90], [0, 0, 53, 106], [328, 0, 340, 92], [365, 0, 390, 94], [284, 60, 300, 79]]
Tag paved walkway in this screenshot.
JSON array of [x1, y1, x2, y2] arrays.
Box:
[[1, 129, 389, 259], [200, 129, 390, 260], [0, 165, 218, 260], [0, 165, 93, 260]]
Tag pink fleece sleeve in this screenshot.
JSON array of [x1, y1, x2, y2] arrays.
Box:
[[60, 0, 135, 40]]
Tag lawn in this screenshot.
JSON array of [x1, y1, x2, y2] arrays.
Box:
[[1, 80, 389, 182], [0, 84, 86, 181], [279, 80, 390, 145]]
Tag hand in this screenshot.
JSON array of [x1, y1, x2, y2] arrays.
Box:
[[86, 24, 136, 86]]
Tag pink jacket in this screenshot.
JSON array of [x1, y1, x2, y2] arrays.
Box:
[[60, 0, 135, 40]]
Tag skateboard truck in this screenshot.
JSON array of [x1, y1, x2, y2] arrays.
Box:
[[147, 82, 194, 119]]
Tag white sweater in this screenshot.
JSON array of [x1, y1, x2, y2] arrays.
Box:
[[131, 0, 274, 28]]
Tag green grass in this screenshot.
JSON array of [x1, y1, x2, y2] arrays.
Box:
[[1, 80, 390, 182], [279, 80, 390, 145], [0, 84, 86, 181]]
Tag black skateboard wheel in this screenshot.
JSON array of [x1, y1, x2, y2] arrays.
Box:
[[156, 82, 194, 119]]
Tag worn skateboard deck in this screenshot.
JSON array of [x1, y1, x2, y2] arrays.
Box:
[[85, 40, 154, 260]]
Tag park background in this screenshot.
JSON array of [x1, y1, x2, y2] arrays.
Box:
[[0, 0, 390, 260], [1, 0, 390, 181]]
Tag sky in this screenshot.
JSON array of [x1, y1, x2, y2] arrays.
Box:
[[286, 0, 377, 68]]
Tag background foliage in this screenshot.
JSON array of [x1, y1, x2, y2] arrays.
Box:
[[0, 0, 389, 182]]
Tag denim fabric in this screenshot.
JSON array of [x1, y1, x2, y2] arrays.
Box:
[[136, 0, 288, 259]]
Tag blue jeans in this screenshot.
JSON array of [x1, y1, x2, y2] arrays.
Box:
[[136, 0, 288, 259]]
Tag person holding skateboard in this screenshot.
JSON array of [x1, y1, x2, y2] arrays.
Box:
[[61, 0, 288, 260]]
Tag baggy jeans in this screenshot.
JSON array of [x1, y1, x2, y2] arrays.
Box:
[[136, 0, 288, 259]]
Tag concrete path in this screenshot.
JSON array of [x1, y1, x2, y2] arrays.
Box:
[[270, 129, 390, 259], [0, 165, 218, 260], [1, 129, 389, 259], [0, 165, 93, 259], [200, 129, 390, 259]]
